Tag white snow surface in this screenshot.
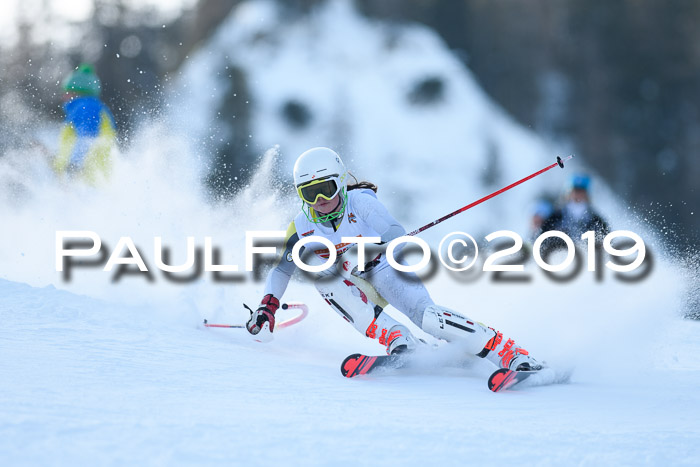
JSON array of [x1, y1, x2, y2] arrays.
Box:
[[1, 279, 700, 466], [1, 0, 699, 465]]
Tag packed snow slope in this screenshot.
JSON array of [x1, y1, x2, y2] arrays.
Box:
[[2, 279, 700, 466], [1, 0, 699, 465]]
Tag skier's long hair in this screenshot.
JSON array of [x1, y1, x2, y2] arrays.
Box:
[[347, 173, 377, 193]]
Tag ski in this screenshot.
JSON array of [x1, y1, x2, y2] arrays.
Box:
[[340, 353, 407, 378], [488, 367, 572, 392], [343, 354, 572, 391], [487, 368, 538, 392]]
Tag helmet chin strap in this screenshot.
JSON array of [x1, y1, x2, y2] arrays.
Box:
[[330, 195, 343, 213], [312, 195, 345, 230], [327, 196, 344, 231]]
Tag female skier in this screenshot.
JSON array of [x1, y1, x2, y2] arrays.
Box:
[[247, 147, 542, 371]]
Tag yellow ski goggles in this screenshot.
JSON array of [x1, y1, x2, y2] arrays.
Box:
[[297, 177, 342, 205]]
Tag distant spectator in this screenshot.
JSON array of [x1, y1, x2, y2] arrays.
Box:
[[530, 198, 554, 240], [54, 64, 116, 185], [539, 174, 610, 242]]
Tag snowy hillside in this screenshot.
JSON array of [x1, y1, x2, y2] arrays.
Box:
[[174, 0, 591, 232], [1, 0, 699, 465]]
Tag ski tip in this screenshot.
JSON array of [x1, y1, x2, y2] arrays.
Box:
[[488, 368, 541, 392], [341, 353, 364, 378], [341, 353, 382, 378], [488, 368, 513, 392]]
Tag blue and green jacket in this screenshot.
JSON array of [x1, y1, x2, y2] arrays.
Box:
[[54, 96, 117, 184]]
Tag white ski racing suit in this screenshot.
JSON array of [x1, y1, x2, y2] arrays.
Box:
[[262, 189, 538, 369]]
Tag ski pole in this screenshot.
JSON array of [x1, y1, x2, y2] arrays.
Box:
[[203, 302, 309, 330], [406, 155, 573, 236], [275, 302, 309, 329], [202, 322, 244, 328]]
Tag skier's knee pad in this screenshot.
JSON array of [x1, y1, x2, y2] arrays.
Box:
[[420, 305, 494, 354], [315, 277, 381, 335]]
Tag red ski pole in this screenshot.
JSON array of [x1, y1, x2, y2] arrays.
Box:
[[406, 155, 573, 236], [203, 303, 309, 330]]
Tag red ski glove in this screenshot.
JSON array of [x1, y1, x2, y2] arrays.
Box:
[[246, 294, 280, 335]]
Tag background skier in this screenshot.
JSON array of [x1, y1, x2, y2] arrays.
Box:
[[53, 64, 117, 185]]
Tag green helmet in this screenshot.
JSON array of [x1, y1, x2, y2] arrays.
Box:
[[62, 64, 101, 96]]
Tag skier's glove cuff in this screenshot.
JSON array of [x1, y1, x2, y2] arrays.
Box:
[[259, 294, 280, 314]]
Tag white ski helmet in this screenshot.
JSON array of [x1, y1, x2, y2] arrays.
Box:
[[293, 147, 349, 222]]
